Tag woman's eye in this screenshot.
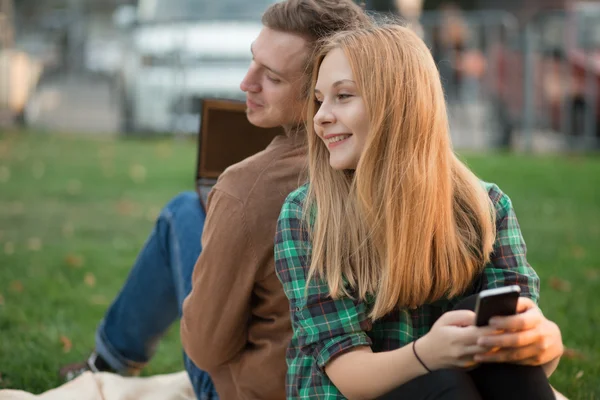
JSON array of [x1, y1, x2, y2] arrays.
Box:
[[337, 94, 352, 100], [314, 99, 323, 106], [267, 75, 281, 84]]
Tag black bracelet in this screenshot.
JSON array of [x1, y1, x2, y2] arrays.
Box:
[[412, 339, 432, 373]]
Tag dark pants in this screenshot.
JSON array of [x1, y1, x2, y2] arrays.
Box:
[[378, 296, 555, 400]]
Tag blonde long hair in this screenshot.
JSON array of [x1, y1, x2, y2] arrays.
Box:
[[305, 25, 496, 319]]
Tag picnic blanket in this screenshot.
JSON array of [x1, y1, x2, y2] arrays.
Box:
[[0, 371, 194, 400], [0, 370, 569, 400]]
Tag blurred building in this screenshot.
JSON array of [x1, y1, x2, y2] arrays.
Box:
[[367, 0, 598, 14]]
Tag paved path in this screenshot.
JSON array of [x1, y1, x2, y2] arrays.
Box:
[[27, 73, 120, 134]]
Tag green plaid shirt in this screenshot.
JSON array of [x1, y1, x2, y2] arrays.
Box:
[[274, 182, 540, 399]]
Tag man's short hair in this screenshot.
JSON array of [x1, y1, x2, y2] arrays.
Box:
[[262, 0, 372, 97], [262, 0, 371, 44]]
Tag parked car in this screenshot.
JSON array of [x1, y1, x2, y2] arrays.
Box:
[[114, 0, 277, 134]]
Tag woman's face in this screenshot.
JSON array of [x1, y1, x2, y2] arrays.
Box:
[[313, 48, 369, 170]]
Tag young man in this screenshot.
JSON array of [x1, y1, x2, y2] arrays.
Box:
[[60, 1, 372, 399]]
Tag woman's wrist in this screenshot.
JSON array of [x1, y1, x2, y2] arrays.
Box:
[[414, 334, 440, 371], [412, 339, 432, 373]]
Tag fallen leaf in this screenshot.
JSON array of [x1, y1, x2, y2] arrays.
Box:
[[3, 241, 14, 255], [10, 281, 23, 293], [62, 222, 75, 238], [132, 207, 144, 219], [16, 150, 28, 161], [0, 372, 11, 387], [0, 294, 4, 305], [548, 276, 572, 293], [571, 245, 585, 260], [116, 200, 137, 216], [27, 237, 42, 252], [65, 254, 84, 268], [562, 347, 585, 360], [60, 335, 72, 353], [67, 180, 82, 195], [10, 202, 24, 215], [0, 166, 10, 183], [90, 295, 108, 305], [0, 141, 9, 158], [101, 162, 115, 178], [541, 202, 555, 216], [146, 207, 161, 222], [129, 164, 147, 184], [84, 272, 96, 287], [112, 238, 128, 250], [575, 370, 584, 380], [31, 161, 45, 179], [97, 146, 115, 160], [155, 143, 173, 159], [584, 269, 599, 280]]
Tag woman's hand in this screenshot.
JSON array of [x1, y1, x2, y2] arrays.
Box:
[[417, 310, 496, 370], [474, 297, 563, 368]]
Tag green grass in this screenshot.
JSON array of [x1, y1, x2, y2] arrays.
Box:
[[0, 131, 599, 398]]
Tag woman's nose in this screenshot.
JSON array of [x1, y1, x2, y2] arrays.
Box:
[[314, 103, 335, 126]]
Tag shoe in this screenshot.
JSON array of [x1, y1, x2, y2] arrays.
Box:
[[59, 351, 116, 382]]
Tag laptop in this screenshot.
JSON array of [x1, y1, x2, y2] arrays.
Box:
[[195, 98, 283, 210]]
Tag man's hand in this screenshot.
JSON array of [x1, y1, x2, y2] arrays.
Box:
[[474, 297, 563, 367]]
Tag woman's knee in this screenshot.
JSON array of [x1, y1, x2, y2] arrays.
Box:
[[431, 369, 482, 400], [469, 364, 555, 400], [379, 369, 481, 400]]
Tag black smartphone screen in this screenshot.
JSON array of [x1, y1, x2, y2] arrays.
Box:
[[475, 288, 520, 327]]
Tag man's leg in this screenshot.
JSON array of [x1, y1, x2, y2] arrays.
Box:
[[94, 191, 204, 373], [61, 191, 217, 398]]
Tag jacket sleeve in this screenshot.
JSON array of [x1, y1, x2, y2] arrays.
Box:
[[181, 188, 257, 369]]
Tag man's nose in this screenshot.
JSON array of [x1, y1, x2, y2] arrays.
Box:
[[240, 64, 261, 93]]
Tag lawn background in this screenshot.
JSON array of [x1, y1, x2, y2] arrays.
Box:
[[0, 131, 598, 398]]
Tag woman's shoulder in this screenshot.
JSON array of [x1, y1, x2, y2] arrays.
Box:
[[284, 183, 310, 208], [481, 181, 514, 217]]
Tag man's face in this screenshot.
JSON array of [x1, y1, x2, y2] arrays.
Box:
[[240, 27, 310, 129]]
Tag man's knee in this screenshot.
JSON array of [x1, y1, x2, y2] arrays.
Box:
[[163, 191, 202, 216]]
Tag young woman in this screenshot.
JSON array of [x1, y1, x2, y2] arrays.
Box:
[[274, 25, 563, 399]]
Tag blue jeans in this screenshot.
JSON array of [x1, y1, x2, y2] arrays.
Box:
[[94, 191, 218, 400]]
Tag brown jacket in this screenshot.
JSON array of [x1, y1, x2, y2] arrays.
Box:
[[181, 134, 306, 400]]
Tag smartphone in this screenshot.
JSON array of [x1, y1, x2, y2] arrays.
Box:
[[474, 285, 521, 327]]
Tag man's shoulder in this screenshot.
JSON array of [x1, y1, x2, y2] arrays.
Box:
[[214, 137, 306, 206]]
